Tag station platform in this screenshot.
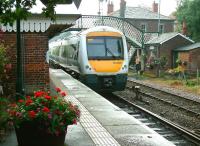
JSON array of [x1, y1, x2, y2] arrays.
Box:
[[49, 69, 175, 146], [1, 69, 175, 146]]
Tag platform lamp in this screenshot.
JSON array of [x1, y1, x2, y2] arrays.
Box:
[[16, 0, 24, 100], [158, 0, 161, 34], [98, 0, 108, 16]]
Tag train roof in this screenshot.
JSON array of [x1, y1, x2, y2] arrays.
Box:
[[49, 30, 78, 43], [80, 26, 124, 35], [49, 26, 124, 43]]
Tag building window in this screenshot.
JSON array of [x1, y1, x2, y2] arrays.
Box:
[[141, 24, 146, 32], [159, 24, 164, 33]]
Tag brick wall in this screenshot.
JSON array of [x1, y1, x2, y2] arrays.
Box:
[[189, 48, 200, 71], [127, 19, 174, 33], [2, 32, 49, 94], [160, 35, 193, 68]]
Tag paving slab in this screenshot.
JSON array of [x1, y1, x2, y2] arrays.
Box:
[[65, 123, 94, 146]]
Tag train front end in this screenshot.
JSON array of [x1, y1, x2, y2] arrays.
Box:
[[79, 26, 128, 92]]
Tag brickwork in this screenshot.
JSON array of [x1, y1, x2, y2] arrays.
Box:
[[188, 48, 200, 71], [160, 35, 193, 68], [2, 32, 49, 94], [127, 19, 174, 33]]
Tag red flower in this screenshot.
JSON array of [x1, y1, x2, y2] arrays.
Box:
[[18, 99, 24, 103], [44, 95, 51, 100], [9, 110, 16, 116], [26, 96, 31, 99], [34, 91, 44, 97], [28, 111, 36, 118], [72, 119, 77, 125], [10, 103, 17, 107], [76, 110, 81, 118], [26, 99, 33, 106], [42, 107, 50, 113], [61, 92, 67, 97], [55, 87, 61, 93]]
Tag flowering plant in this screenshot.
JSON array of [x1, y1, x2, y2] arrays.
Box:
[[7, 87, 80, 136]]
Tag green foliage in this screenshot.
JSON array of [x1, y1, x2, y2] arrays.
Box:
[[176, 0, 200, 41], [0, 97, 9, 131], [186, 80, 197, 87], [0, 44, 9, 81], [0, 0, 58, 25], [160, 56, 168, 69]]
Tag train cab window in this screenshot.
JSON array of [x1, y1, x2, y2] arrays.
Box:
[[106, 38, 123, 57], [87, 36, 124, 60], [87, 38, 105, 57]]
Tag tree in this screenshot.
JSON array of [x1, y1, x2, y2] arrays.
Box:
[[176, 0, 200, 41], [0, 0, 64, 25]]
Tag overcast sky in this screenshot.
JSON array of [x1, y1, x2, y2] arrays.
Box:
[[31, 0, 177, 16]]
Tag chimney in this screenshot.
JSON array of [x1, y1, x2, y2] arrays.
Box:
[[152, 1, 158, 13], [107, 1, 114, 15], [120, 0, 126, 18]]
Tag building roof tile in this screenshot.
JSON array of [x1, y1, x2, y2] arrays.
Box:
[[109, 7, 173, 20], [174, 42, 200, 51], [146, 32, 194, 45]]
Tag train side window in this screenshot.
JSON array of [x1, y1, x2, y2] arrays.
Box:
[[73, 41, 79, 60], [62, 46, 68, 58], [76, 41, 80, 60], [52, 47, 57, 56], [60, 45, 64, 58], [67, 45, 73, 59], [56, 47, 59, 56]]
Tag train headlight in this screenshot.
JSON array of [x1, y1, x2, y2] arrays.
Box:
[[85, 65, 91, 70], [122, 65, 127, 70]]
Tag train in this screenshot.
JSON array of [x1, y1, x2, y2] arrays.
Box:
[[48, 26, 129, 92]]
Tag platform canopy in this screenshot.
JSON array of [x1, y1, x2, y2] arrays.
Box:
[[40, 0, 82, 8]]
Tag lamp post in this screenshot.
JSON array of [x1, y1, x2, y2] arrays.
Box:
[[16, 0, 24, 99], [98, 0, 107, 16], [158, 0, 161, 34]]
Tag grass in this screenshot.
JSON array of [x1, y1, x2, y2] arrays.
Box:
[[129, 71, 200, 96]]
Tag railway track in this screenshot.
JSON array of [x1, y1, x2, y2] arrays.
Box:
[[126, 85, 200, 117], [102, 93, 200, 146], [127, 78, 200, 114], [124, 78, 200, 133]]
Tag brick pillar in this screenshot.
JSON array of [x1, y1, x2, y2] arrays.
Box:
[[2, 32, 49, 94]]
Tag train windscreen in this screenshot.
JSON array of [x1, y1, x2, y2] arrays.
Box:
[[86, 36, 124, 60]]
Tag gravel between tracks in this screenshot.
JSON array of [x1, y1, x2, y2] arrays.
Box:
[[128, 78, 200, 103], [114, 78, 200, 133]]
